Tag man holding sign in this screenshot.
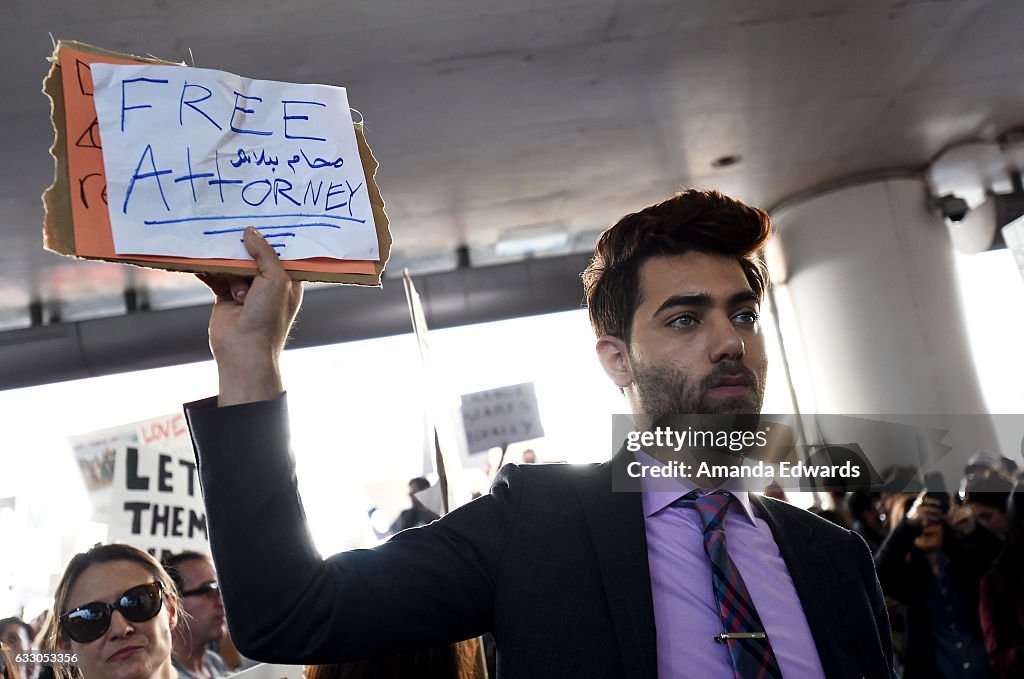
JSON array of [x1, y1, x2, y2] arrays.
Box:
[[186, 190, 894, 678]]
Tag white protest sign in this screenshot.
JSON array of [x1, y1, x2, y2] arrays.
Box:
[[69, 412, 194, 522], [460, 382, 544, 454], [89, 63, 378, 261], [232, 664, 303, 679], [1003, 215, 1024, 283], [414, 483, 444, 518], [108, 444, 208, 559]]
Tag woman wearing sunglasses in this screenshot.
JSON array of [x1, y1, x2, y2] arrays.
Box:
[[42, 544, 179, 679]]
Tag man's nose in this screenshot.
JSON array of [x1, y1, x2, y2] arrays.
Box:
[[707, 315, 745, 362]]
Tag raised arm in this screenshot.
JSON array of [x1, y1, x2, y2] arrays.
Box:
[[197, 226, 303, 406], [187, 233, 510, 663], [186, 390, 514, 663]]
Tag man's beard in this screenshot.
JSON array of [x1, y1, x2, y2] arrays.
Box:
[[630, 354, 766, 418]]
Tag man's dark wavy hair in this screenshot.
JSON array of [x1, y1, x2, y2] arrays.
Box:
[[161, 550, 210, 593], [581, 188, 772, 341]]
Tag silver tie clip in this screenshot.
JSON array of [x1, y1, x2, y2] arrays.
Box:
[[714, 632, 767, 644]]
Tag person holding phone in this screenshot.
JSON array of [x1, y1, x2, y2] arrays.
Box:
[[875, 484, 1002, 678]]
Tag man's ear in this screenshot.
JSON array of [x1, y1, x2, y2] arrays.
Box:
[[596, 335, 633, 389]]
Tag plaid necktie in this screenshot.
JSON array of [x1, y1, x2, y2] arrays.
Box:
[[672, 490, 783, 679]]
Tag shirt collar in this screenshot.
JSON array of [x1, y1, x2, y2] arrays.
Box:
[[634, 449, 757, 524]]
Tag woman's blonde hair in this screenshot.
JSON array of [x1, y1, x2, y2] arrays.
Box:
[[0, 642, 18, 679], [43, 543, 179, 679]]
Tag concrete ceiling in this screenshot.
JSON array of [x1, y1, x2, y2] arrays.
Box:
[[1, 0, 1022, 383]]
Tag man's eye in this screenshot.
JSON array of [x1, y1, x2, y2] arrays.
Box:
[[668, 314, 697, 328], [733, 310, 760, 324]]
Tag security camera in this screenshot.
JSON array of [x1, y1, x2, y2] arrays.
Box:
[[937, 194, 970, 222], [941, 195, 998, 253]]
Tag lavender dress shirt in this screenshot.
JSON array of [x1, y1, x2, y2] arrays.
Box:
[[635, 450, 827, 678]]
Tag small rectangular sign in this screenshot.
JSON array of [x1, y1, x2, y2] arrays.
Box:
[[460, 382, 544, 454]]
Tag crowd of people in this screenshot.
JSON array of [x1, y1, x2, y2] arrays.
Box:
[[3, 455, 1020, 679], [798, 455, 1023, 678], [2, 188, 1023, 678], [0, 541, 487, 679]]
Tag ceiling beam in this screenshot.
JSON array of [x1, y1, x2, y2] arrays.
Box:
[[0, 253, 593, 391]]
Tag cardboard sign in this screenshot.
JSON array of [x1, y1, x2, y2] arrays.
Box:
[[42, 40, 392, 285], [460, 382, 544, 453], [90, 63, 378, 261], [108, 444, 208, 559]]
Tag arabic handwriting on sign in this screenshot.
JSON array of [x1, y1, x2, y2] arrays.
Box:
[[230, 148, 280, 170], [299, 149, 344, 171]]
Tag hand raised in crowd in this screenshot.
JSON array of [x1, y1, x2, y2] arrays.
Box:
[[947, 503, 977, 537], [905, 493, 947, 527], [197, 227, 303, 406], [905, 491, 979, 536]]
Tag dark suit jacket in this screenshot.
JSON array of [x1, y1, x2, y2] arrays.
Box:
[[187, 395, 894, 678]]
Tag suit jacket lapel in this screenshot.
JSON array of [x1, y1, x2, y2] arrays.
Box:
[[576, 450, 658, 679], [751, 495, 848, 678]]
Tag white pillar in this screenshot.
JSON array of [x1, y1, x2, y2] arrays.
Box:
[[770, 177, 999, 481]]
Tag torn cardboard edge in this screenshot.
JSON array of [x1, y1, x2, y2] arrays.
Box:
[[42, 40, 392, 286]]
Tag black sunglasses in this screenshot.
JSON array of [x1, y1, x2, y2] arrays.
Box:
[[180, 581, 220, 598], [60, 581, 165, 644]]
